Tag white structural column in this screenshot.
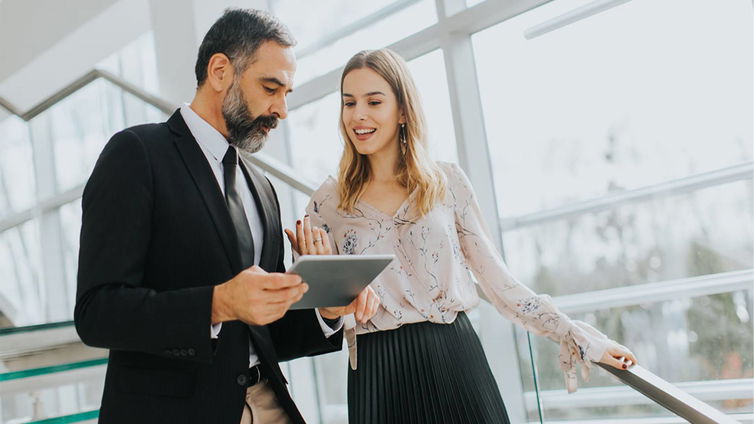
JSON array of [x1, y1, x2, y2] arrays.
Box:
[[435, 0, 527, 422], [148, 0, 267, 106]]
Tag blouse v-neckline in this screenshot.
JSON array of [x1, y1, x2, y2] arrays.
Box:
[[357, 189, 416, 219]]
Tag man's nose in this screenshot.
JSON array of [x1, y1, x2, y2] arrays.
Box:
[[271, 96, 288, 120]]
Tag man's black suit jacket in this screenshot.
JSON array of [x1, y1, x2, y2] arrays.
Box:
[[74, 110, 342, 424]]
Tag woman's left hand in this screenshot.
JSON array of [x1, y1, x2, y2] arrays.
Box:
[[320, 285, 381, 324], [284, 215, 332, 255], [600, 342, 638, 370]]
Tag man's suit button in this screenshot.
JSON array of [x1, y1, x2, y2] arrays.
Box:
[[187, 348, 196, 356], [237, 374, 248, 386]]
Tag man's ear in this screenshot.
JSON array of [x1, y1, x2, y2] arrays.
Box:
[[206, 53, 234, 92]]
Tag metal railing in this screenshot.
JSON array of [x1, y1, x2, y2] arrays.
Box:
[[0, 69, 747, 424]]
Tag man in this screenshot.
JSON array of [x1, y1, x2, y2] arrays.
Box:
[[74, 9, 379, 424]]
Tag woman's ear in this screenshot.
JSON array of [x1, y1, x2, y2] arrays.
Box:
[[399, 110, 407, 125], [206, 53, 234, 92]]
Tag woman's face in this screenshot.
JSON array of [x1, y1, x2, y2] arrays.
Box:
[[341, 68, 404, 157]]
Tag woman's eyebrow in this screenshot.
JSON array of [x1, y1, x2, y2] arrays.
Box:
[[342, 91, 386, 97]]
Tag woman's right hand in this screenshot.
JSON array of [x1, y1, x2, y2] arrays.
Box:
[[284, 215, 332, 256]]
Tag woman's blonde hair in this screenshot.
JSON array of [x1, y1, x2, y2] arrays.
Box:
[[337, 48, 446, 217]]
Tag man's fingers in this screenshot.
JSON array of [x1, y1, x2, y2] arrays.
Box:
[[264, 283, 309, 304], [254, 272, 303, 290]]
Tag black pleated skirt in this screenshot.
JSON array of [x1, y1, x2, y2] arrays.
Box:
[[347, 312, 510, 424]]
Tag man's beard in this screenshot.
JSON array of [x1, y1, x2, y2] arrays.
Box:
[[221, 79, 278, 154]]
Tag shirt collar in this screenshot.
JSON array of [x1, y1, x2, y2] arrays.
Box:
[[180, 103, 233, 164]]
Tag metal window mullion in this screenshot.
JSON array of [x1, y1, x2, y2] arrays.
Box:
[[500, 161, 754, 231], [553, 269, 754, 314], [436, 0, 529, 422]]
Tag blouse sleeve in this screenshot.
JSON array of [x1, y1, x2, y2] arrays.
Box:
[[448, 163, 613, 393]]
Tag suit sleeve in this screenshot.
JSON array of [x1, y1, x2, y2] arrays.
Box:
[[264, 177, 344, 361], [74, 129, 215, 363]]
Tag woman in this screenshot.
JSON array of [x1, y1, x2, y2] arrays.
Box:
[[285, 48, 637, 424]]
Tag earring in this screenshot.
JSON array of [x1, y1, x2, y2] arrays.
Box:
[[399, 123, 407, 155]]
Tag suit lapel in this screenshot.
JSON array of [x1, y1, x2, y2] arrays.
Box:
[[167, 111, 241, 271], [238, 156, 281, 272]]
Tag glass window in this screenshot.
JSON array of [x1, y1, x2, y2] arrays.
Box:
[[288, 0, 437, 84], [503, 180, 753, 296], [519, 288, 753, 420], [0, 116, 35, 215], [0, 219, 42, 327], [472, 0, 753, 218], [60, 201, 83, 317], [408, 49, 458, 164]]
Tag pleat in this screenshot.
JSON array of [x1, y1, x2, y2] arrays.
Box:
[[347, 312, 510, 424]]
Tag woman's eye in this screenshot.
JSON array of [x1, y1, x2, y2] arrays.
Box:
[[368, 101, 382, 106], [344, 102, 355, 107]]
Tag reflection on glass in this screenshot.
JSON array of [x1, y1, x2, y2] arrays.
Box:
[[0, 116, 35, 215], [472, 0, 753, 217], [293, 0, 437, 84]]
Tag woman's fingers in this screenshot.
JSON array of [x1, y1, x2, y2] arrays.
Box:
[[303, 215, 315, 254], [284, 228, 299, 254], [355, 287, 369, 323], [320, 228, 333, 254], [295, 219, 306, 255], [601, 344, 638, 370], [315, 228, 328, 255], [366, 288, 380, 320]]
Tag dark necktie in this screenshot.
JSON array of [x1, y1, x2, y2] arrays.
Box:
[[222, 146, 254, 269]]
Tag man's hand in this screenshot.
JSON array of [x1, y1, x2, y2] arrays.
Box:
[[319, 286, 380, 324], [212, 266, 309, 326]]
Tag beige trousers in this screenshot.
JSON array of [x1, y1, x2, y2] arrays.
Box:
[[240, 380, 292, 424]]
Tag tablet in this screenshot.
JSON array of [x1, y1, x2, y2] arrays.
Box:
[[287, 254, 395, 309]]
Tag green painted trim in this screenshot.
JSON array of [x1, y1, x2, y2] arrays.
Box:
[[27, 409, 99, 423], [0, 320, 74, 336], [0, 358, 107, 381]]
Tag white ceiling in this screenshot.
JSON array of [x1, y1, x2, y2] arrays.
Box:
[[0, 0, 120, 82]]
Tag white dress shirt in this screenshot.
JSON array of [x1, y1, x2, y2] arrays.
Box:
[[180, 104, 342, 368]]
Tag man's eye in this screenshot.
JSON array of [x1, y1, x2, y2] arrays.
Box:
[[264, 86, 275, 94]]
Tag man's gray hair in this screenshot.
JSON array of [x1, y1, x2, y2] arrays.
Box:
[[194, 8, 296, 86]]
